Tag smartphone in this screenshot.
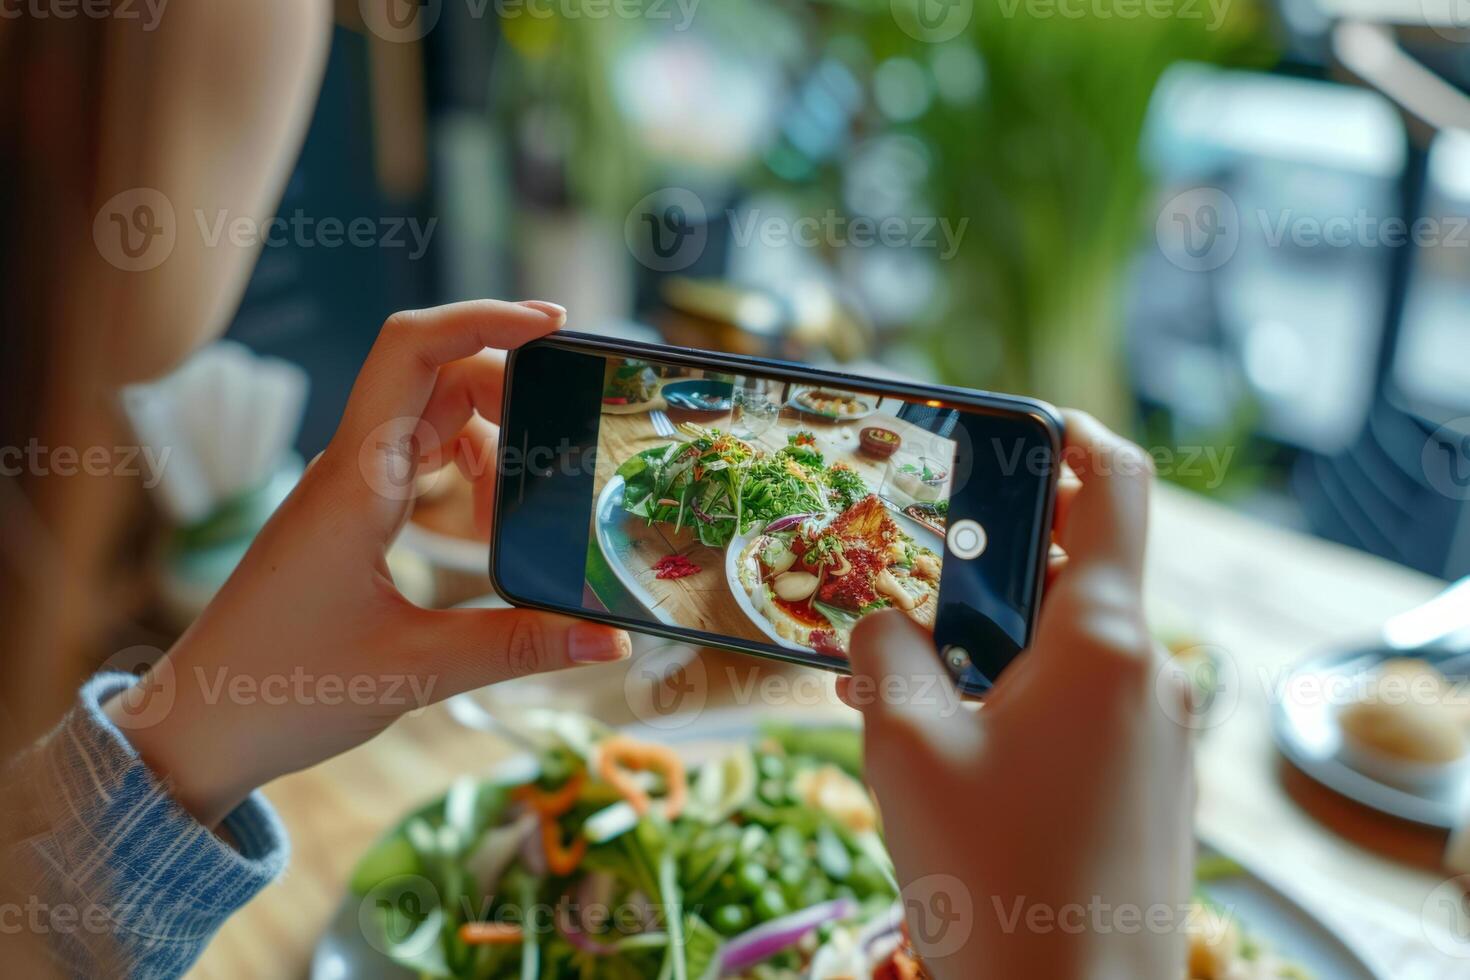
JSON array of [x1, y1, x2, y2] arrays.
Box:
[[491, 332, 1062, 695]]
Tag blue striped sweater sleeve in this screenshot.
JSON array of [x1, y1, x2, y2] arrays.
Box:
[[2, 673, 289, 978]]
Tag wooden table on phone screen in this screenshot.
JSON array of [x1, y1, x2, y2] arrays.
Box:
[[190, 484, 1457, 978]]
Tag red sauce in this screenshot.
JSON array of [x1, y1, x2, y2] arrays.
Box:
[[817, 546, 883, 610], [653, 554, 701, 579], [771, 595, 828, 627]]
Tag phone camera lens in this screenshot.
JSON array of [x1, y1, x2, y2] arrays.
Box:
[[944, 646, 972, 671]]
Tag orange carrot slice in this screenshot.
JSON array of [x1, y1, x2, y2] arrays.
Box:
[[597, 736, 688, 820], [541, 818, 588, 877], [458, 922, 524, 945], [513, 771, 585, 818]]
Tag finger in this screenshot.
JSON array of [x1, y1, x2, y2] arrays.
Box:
[[400, 607, 630, 699], [1050, 467, 1081, 545], [845, 610, 973, 756], [450, 415, 499, 540], [1044, 544, 1068, 592], [834, 674, 856, 710], [341, 299, 565, 443], [418, 349, 510, 457], [1056, 410, 1152, 580]]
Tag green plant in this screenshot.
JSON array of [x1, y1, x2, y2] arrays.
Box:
[[823, 1, 1277, 419], [488, 1, 1277, 422]]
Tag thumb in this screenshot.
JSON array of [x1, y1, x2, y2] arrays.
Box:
[[844, 610, 972, 763], [395, 607, 631, 700]]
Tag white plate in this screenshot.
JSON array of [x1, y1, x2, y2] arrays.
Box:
[[723, 511, 948, 655], [787, 389, 875, 422], [1191, 844, 1383, 980], [1272, 646, 1470, 829], [592, 475, 684, 627], [313, 710, 1383, 980]]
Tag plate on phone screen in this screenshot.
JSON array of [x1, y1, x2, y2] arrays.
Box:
[[589, 475, 945, 656], [787, 388, 875, 422], [660, 379, 733, 413]]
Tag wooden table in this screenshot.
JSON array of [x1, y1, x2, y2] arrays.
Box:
[[589, 392, 952, 643], [190, 483, 1461, 977]]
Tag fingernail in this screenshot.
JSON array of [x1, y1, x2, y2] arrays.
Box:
[[519, 300, 567, 319], [568, 624, 631, 664]]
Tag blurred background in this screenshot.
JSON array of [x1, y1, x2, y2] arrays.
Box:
[[77, 3, 1470, 972], [204, 0, 1470, 589]]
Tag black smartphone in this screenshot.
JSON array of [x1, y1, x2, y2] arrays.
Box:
[[491, 332, 1062, 695]]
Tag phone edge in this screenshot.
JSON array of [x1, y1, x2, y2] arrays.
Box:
[[488, 331, 1065, 697]]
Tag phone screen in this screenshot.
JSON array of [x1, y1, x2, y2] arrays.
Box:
[[494, 336, 1058, 693]]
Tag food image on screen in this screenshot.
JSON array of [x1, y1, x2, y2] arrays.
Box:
[[600, 359, 659, 409], [792, 388, 872, 420], [733, 495, 941, 657], [585, 360, 958, 661]]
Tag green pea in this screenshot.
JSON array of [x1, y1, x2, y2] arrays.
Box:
[[816, 826, 851, 881], [774, 826, 805, 863], [713, 905, 751, 935], [850, 854, 888, 895], [755, 886, 789, 921], [803, 878, 832, 909], [737, 861, 770, 894]]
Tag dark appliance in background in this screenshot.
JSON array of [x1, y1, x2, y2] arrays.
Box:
[[1300, 19, 1470, 580], [1129, 13, 1470, 580]]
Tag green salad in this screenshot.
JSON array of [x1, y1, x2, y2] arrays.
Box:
[[603, 362, 658, 404], [615, 427, 870, 548], [351, 714, 1314, 980], [351, 715, 898, 980]]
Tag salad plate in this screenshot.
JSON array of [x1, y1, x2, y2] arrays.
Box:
[[592, 474, 687, 627], [601, 360, 662, 415], [723, 506, 945, 659], [313, 710, 1382, 980], [787, 389, 875, 422]]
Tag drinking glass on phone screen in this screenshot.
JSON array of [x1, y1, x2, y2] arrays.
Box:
[[732, 379, 778, 440]]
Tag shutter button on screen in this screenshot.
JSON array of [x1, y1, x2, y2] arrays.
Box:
[[947, 519, 987, 559]]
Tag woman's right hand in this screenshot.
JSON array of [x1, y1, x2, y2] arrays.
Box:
[[108, 301, 631, 829], [841, 411, 1195, 980]]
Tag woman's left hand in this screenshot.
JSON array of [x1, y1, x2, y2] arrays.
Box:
[[107, 300, 631, 827]]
